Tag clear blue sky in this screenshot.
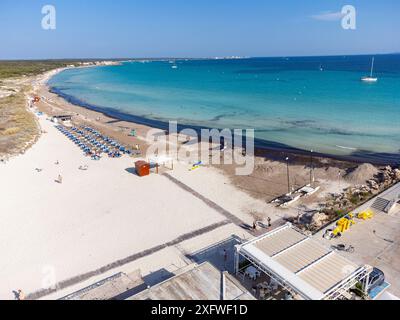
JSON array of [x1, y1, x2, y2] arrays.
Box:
[[1, 0, 399, 59]]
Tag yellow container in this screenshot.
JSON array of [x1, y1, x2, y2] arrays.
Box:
[[357, 209, 374, 220], [336, 215, 355, 233]]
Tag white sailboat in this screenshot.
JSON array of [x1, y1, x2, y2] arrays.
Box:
[[361, 57, 378, 82]]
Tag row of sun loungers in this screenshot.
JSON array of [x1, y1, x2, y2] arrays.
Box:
[[55, 125, 134, 159]]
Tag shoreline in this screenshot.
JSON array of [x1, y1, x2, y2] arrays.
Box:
[[2, 65, 399, 299], [46, 72, 399, 166], [1, 113, 257, 299]]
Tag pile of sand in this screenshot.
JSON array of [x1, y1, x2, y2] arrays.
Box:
[[344, 163, 379, 185], [320, 166, 344, 180]]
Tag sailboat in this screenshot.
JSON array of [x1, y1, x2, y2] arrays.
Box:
[[361, 57, 378, 82]]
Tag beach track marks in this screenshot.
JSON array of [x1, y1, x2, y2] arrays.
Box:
[[27, 219, 231, 300], [163, 173, 248, 228], [27, 174, 247, 300]]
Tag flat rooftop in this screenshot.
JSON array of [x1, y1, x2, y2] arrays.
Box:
[[129, 262, 255, 300], [237, 223, 370, 300], [61, 270, 146, 300]]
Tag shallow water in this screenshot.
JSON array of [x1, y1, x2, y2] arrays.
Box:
[[49, 55, 400, 162]]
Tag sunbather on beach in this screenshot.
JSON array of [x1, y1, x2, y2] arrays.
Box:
[[56, 174, 63, 184]]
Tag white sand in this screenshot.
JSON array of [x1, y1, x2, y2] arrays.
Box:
[[0, 115, 233, 299], [1, 67, 370, 300], [41, 223, 252, 300], [169, 163, 298, 223]]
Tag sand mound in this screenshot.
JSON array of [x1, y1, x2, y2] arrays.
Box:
[[321, 166, 343, 180], [344, 163, 379, 184]]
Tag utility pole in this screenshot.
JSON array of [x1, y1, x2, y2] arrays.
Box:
[[286, 157, 290, 194], [310, 149, 314, 187]]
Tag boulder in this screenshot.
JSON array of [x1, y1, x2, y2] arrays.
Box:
[[310, 212, 329, 228], [367, 179, 378, 188]]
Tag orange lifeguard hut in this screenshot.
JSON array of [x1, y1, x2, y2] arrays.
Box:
[[135, 161, 150, 177]]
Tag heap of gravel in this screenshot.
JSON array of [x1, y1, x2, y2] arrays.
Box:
[[344, 163, 379, 185]]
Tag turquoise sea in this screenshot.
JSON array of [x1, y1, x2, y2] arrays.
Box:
[[49, 55, 400, 163]]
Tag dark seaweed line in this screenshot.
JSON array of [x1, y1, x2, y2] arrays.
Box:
[[50, 86, 400, 165]]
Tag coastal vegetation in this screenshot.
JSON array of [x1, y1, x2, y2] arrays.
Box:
[[0, 60, 80, 157], [0, 60, 82, 79], [0, 60, 122, 157], [0, 86, 38, 157]]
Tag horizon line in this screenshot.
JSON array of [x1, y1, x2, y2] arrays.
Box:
[[1, 52, 399, 62]]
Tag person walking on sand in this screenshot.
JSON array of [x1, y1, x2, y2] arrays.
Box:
[[56, 174, 63, 184], [223, 249, 228, 270], [15, 289, 25, 300], [267, 217, 272, 228]]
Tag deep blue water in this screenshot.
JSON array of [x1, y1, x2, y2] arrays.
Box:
[[49, 54, 400, 163]]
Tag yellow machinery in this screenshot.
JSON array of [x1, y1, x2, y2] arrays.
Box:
[[333, 213, 355, 235], [329, 211, 373, 238], [357, 209, 374, 220]]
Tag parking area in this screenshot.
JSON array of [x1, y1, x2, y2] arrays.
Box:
[[316, 210, 400, 298]]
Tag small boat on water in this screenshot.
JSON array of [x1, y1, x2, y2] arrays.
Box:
[[361, 57, 378, 82], [171, 65, 178, 69]]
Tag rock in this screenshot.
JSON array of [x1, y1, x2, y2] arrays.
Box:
[[394, 169, 400, 180], [371, 188, 380, 195], [367, 179, 379, 189], [376, 172, 386, 183], [384, 165, 392, 172], [310, 212, 329, 228], [304, 230, 313, 236]]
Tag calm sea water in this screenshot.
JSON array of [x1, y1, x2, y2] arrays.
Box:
[[49, 55, 400, 162]]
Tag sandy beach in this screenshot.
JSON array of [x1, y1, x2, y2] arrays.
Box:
[[34, 68, 372, 196], [0, 113, 257, 299], [2, 0, 400, 304], [1, 66, 391, 300], [1, 70, 269, 299]]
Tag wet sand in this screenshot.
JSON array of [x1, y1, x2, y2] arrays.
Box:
[[0, 67, 389, 300]]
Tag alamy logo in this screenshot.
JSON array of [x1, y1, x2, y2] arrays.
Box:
[[341, 5, 356, 30], [41, 5, 56, 30], [312, 5, 356, 30], [145, 121, 255, 176]]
